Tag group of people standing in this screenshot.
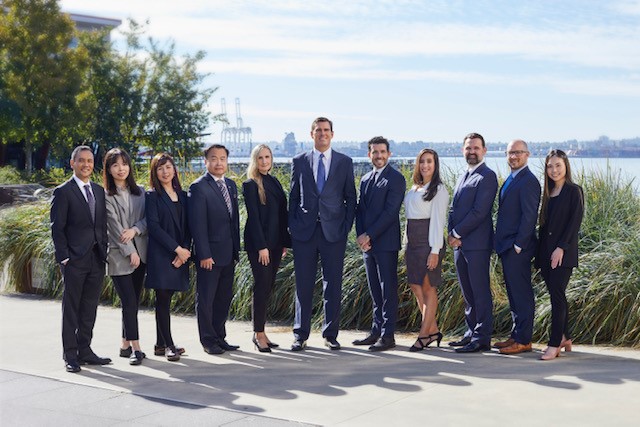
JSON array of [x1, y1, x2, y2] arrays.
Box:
[[50, 117, 583, 374]]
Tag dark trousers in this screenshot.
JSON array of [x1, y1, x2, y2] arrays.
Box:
[[61, 247, 105, 362], [292, 223, 347, 341], [454, 248, 493, 345], [155, 289, 175, 347], [111, 263, 146, 341], [196, 262, 235, 347], [363, 250, 399, 338], [541, 266, 573, 347], [247, 248, 283, 332], [500, 249, 535, 344]]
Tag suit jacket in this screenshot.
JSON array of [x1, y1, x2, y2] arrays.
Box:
[[448, 162, 498, 251], [145, 189, 190, 291], [355, 165, 406, 253], [105, 185, 148, 276], [188, 173, 240, 267], [494, 166, 541, 256], [536, 182, 584, 269], [288, 149, 357, 243], [50, 178, 108, 263], [243, 174, 291, 252]]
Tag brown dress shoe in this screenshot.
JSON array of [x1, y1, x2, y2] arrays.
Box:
[[492, 338, 515, 349], [499, 342, 532, 354]]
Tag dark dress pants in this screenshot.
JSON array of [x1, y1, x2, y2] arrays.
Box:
[[500, 249, 535, 344], [454, 247, 493, 345], [363, 250, 399, 338], [293, 223, 347, 341], [196, 262, 235, 347], [541, 266, 573, 347], [155, 289, 175, 347], [111, 263, 146, 341], [61, 247, 105, 362], [247, 248, 283, 332]]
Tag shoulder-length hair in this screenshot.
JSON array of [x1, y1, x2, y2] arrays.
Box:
[[149, 152, 182, 193], [412, 148, 442, 202], [102, 148, 141, 196], [539, 149, 574, 227], [247, 144, 272, 205]]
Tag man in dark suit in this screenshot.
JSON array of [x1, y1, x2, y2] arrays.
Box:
[[494, 139, 541, 354], [50, 145, 111, 373], [188, 144, 241, 355], [352, 136, 405, 351], [447, 133, 498, 353], [289, 117, 357, 351]]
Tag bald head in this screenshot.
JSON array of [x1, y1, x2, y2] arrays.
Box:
[[506, 139, 530, 171]]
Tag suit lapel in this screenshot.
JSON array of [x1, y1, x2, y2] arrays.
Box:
[[205, 174, 231, 218], [160, 190, 181, 231], [68, 179, 93, 223]]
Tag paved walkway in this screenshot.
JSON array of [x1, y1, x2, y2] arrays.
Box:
[[1, 293, 639, 426]]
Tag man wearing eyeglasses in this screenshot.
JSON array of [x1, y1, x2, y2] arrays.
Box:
[[493, 139, 541, 354]]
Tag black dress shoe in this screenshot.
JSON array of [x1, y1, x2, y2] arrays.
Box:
[[324, 337, 341, 350], [448, 336, 472, 347], [165, 346, 181, 361], [219, 340, 240, 351], [369, 337, 395, 352], [455, 341, 491, 353], [129, 351, 144, 365], [65, 360, 81, 373], [79, 354, 112, 365], [291, 340, 307, 352], [203, 344, 225, 355], [120, 346, 132, 358], [352, 335, 379, 346], [155, 345, 185, 356]]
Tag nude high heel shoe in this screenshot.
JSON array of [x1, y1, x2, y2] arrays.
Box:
[[540, 346, 560, 361], [560, 338, 572, 352]]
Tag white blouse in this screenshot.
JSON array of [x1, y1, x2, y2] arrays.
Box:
[[404, 183, 450, 254]]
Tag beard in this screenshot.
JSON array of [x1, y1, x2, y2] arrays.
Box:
[[465, 154, 479, 165]]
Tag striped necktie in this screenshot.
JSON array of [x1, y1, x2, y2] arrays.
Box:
[[216, 179, 232, 216]]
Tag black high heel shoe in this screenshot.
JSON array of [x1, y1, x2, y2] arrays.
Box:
[[267, 341, 279, 349], [429, 332, 443, 347], [252, 335, 272, 353], [408, 332, 443, 352]]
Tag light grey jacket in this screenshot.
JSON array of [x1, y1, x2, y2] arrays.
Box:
[[106, 185, 148, 276]]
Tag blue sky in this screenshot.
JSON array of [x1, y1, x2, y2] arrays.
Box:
[[61, 0, 640, 144]]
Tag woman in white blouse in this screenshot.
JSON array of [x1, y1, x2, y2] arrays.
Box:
[[404, 149, 450, 352]]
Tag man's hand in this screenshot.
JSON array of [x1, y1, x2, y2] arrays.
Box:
[[550, 247, 564, 269], [200, 257, 214, 270], [258, 248, 270, 266], [448, 235, 462, 248], [357, 233, 371, 251]]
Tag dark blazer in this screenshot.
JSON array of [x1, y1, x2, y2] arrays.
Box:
[[536, 182, 584, 269], [145, 189, 190, 291], [51, 178, 107, 263], [188, 173, 240, 267], [243, 174, 291, 252], [495, 166, 541, 255], [355, 165, 406, 252], [288, 150, 357, 243], [448, 163, 498, 251]]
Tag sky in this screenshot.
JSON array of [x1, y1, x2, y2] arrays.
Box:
[[60, 0, 640, 144]]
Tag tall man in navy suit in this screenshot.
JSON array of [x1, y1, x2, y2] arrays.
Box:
[[447, 133, 498, 353], [51, 146, 111, 373], [188, 144, 241, 355], [352, 136, 405, 351], [494, 139, 541, 354], [289, 117, 357, 351]]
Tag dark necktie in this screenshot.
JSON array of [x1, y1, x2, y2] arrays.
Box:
[[365, 171, 378, 196], [317, 153, 326, 193], [84, 184, 95, 223], [216, 179, 232, 216], [501, 174, 514, 199]]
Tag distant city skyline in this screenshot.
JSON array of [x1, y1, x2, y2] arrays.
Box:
[[61, 0, 640, 143]]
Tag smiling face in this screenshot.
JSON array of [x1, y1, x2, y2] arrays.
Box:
[[70, 149, 94, 183], [368, 143, 390, 169], [506, 140, 529, 171], [419, 152, 435, 183], [156, 161, 176, 187], [205, 147, 228, 179], [256, 147, 272, 175], [311, 120, 333, 152], [546, 155, 567, 184], [463, 137, 487, 166], [109, 155, 130, 187]]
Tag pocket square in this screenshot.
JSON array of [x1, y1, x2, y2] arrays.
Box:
[[376, 178, 389, 188]]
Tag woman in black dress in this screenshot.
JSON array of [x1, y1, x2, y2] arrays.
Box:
[[243, 144, 291, 352], [536, 149, 584, 361]]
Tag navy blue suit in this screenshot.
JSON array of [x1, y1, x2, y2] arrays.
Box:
[[188, 173, 240, 348], [355, 165, 405, 338], [494, 166, 541, 344], [448, 162, 498, 345], [289, 149, 357, 340]]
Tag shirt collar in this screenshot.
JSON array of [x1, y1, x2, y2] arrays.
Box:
[[72, 174, 91, 189], [208, 172, 225, 182], [467, 159, 486, 173], [313, 147, 332, 161], [510, 164, 527, 178]]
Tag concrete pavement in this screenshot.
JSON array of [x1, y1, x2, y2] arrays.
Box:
[[1, 293, 639, 426]]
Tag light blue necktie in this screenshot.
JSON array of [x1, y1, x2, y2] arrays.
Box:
[[317, 153, 326, 193], [501, 174, 514, 199]]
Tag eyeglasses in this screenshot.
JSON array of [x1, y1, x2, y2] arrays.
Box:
[[505, 150, 529, 156]]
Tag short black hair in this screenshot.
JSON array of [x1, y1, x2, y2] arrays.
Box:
[[311, 117, 333, 132], [464, 132, 486, 147], [368, 136, 389, 151], [204, 144, 229, 157]]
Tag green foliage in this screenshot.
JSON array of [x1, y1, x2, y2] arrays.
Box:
[[0, 165, 26, 184]]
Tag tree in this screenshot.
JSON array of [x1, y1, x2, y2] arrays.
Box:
[[0, 0, 87, 173]]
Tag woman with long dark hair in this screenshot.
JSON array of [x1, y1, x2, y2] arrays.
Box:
[[536, 149, 584, 361], [103, 148, 148, 365], [145, 153, 191, 362], [404, 149, 450, 351]]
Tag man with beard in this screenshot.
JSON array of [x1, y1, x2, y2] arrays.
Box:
[[447, 133, 498, 353]]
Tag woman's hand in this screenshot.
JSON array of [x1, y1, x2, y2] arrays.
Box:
[[427, 253, 439, 270], [120, 228, 137, 243], [175, 246, 191, 263], [258, 248, 270, 266], [129, 252, 140, 268], [550, 247, 564, 269]]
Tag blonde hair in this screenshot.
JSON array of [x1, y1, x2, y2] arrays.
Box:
[[247, 144, 273, 205]]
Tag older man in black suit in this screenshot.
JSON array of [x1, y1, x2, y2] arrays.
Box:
[[51, 145, 110, 373]]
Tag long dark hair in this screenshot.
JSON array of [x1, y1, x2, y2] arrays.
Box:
[[149, 152, 182, 193], [539, 149, 575, 227], [412, 148, 442, 201], [102, 148, 141, 196]]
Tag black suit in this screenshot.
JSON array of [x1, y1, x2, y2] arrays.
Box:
[[50, 178, 107, 362], [243, 174, 291, 332]]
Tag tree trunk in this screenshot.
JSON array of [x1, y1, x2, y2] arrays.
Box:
[[24, 139, 33, 174]]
